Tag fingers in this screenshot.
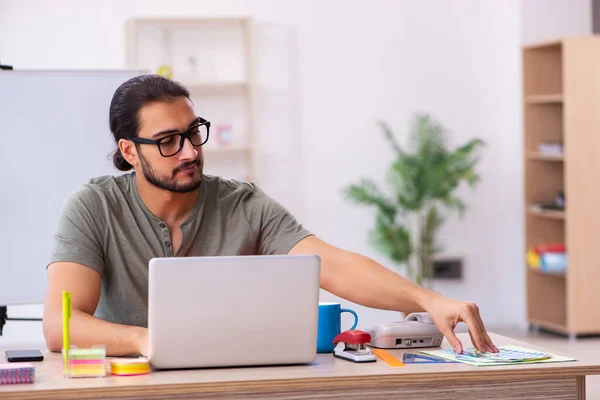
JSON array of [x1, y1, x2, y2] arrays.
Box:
[[468, 330, 477, 352], [467, 329, 495, 355], [474, 305, 498, 353], [462, 303, 490, 353], [439, 324, 463, 354], [481, 332, 497, 353]]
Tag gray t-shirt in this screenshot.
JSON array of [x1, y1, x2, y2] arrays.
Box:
[[48, 172, 312, 327]]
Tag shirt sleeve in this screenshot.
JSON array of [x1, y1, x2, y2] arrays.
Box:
[[243, 184, 313, 255], [47, 185, 105, 275]]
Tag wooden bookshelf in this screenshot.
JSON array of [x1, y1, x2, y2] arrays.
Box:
[[524, 37, 600, 338], [125, 17, 259, 183]]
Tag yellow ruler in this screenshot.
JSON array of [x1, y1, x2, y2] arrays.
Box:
[[370, 348, 405, 367]]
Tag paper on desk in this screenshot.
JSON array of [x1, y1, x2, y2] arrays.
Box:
[[421, 345, 577, 367]]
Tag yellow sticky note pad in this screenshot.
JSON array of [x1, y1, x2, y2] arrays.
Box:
[[110, 358, 150, 376]]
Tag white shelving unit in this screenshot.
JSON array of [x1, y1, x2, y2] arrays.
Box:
[[125, 17, 258, 183]]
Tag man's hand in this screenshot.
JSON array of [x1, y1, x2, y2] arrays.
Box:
[[423, 294, 499, 354]]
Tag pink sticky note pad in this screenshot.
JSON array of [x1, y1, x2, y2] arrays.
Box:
[[0, 362, 35, 370]]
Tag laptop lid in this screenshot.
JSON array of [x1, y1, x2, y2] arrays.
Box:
[[147, 254, 321, 369]]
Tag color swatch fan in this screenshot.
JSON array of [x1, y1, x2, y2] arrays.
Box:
[[422, 345, 577, 367], [458, 347, 550, 363]]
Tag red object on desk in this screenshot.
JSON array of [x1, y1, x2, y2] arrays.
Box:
[[333, 330, 371, 346]]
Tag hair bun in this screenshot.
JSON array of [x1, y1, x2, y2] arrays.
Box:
[[112, 150, 133, 171]]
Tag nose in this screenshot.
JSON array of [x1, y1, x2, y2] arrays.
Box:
[[179, 137, 198, 160]]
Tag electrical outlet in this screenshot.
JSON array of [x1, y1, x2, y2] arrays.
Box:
[[433, 258, 462, 279]]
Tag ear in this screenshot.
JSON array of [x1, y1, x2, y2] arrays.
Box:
[[118, 138, 139, 167]]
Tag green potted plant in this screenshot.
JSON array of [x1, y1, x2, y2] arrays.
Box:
[[343, 114, 484, 288]]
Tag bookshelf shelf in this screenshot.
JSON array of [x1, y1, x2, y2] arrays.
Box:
[[184, 81, 248, 93], [527, 209, 566, 220], [526, 152, 564, 161], [528, 266, 566, 278], [525, 94, 563, 103], [523, 40, 562, 50], [523, 36, 600, 337]]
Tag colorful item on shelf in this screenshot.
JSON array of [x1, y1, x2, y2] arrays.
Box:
[[555, 191, 565, 209], [215, 124, 234, 146], [526, 243, 567, 273], [526, 249, 540, 267], [534, 243, 565, 253], [538, 140, 564, 155], [157, 65, 173, 79]]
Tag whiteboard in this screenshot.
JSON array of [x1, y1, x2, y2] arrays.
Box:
[[0, 70, 144, 305]]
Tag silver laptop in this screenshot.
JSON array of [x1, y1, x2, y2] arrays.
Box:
[[147, 254, 321, 369]]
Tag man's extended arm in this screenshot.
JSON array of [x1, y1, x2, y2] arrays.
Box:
[[289, 235, 497, 354], [43, 262, 147, 356]]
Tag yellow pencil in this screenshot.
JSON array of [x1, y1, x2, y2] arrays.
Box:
[[62, 291, 71, 373]]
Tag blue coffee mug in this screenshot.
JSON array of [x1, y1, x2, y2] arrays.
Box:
[[317, 302, 358, 353]]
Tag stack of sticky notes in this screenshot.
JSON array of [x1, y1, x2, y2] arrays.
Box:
[[65, 348, 106, 378], [110, 357, 150, 376], [0, 363, 35, 384]]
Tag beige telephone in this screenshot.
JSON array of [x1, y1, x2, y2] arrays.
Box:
[[366, 312, 444, 349]]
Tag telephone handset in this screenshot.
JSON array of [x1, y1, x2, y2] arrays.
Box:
[[405, 312, 435, 324], [366, 312, 444, 349]]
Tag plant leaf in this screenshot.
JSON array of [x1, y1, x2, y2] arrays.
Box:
[[422, 206, 445, 255], [442, 196, 467, 218], [343, 179, 397, 223], [369, 214, 412, 264], [378, 120, 404, 156]]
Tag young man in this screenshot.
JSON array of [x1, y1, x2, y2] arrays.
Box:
[[43, 74, 498, 357]]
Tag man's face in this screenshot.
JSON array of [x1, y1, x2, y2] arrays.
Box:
[[135, 97, 204, 193]]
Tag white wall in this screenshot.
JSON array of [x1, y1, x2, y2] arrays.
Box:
[[0, 0, 526, 346], [522, 0, 592, 44], [297, 1, 525, 330]]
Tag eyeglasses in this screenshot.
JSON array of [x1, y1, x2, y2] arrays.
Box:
[[127, 117, 210, 157]]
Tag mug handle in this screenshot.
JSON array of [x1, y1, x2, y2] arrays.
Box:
[[340, 308, 358, 330]]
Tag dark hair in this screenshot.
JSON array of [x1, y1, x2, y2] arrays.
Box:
[[109, 74, 190, 171]]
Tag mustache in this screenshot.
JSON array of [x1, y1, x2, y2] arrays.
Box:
[[173, 159, 201, 174]]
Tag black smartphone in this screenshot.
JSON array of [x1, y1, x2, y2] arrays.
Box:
[[5, 349, 44, 362]]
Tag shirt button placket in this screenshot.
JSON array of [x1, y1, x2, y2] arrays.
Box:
[[159, 222, 172, 255]]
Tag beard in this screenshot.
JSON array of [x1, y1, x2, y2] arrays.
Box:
[[138, 152, 204, 194]]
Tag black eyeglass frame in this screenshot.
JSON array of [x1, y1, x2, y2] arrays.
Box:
[[127, 117, 211, 157]]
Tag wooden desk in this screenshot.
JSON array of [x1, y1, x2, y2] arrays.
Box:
[[1, 333, 598, 399]]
